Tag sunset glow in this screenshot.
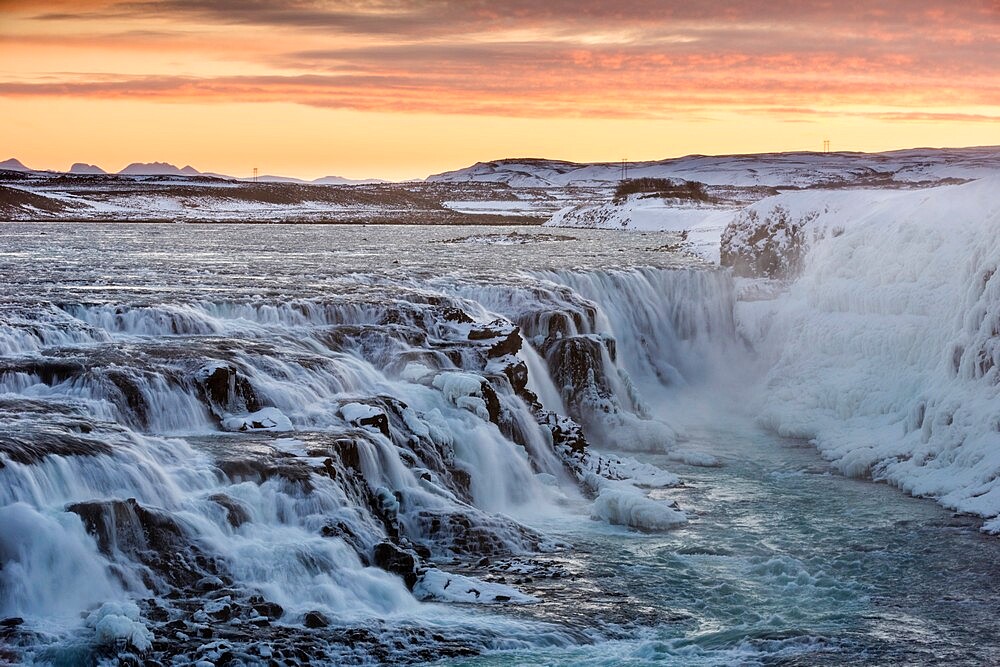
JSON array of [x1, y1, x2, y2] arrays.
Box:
[[2, 1, 998, 179]]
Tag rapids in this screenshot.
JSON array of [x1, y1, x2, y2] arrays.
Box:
[[1, 223, 998, 666]]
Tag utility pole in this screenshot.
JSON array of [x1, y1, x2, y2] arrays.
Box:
[[253, 167, 258, 183], [621, 158, 629, 181], [823, 139, 830, 154]]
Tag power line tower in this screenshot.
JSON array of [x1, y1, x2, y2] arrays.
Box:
[[621, 158, 629, 181], [823, 139, 830, 154], [252, 167, 258, 183]]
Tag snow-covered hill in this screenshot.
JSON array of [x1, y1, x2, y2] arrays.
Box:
[[428, 147, 1000, 188]]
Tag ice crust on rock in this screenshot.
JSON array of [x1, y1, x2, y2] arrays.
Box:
[[220, 406, 293, 432], [86, 601, 153, 652], [413, 568, 537, 604]]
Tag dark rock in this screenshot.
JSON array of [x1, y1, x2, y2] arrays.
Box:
[[0, 428, 112, 465], [468, 320, 522, 358], [303, 611, 330, 629], [441, 307, 474, 324], [194, 576, 224, 592], [500, 358, 530, 394], [208, 604, 233, 622], [411, 509, 544, 556], [479, 381, 502, 424], [253, 601, 284, 620], [543, 413, 588, 452], [373, 542, 419, 589], [0, 618, 23, 628], [352, 411, 390, 438], [103, 370, 150, 428], [216, 458, 313, 491], [334, 439, 362, 471], [545, 335, 612, 404], [196, 363, 261, 418], [208, 494, 250, 528]]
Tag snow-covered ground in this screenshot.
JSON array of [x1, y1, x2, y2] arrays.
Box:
[[442, 200, 556, 217], [0, 173, 548, 223], [428, 146, 1000, 188], [547, 194, 738, 263]]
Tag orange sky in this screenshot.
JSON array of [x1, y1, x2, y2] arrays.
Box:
[[1, 1, 998, 180]]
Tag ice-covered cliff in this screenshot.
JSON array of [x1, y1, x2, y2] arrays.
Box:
[[733, 178, 1000, 531]]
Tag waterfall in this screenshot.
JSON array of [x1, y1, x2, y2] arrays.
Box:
[[0, 264, 738, 663]]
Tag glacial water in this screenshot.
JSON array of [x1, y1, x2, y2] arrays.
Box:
[[439, 423, 1000, 666], [1, 223, 998, 666]]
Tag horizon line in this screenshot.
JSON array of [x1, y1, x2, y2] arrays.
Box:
[[6, 142, 1000, 183]]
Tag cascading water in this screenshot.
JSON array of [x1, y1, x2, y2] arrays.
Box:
[[0, 224, 722, 665], [6, 209, 1000, 666]]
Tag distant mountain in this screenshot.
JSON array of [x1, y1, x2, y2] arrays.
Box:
[[312, 175, 386, 185], [1, 157, 385, 183], [69, 162, 107, 175], [255, 174, 385, 185], [0, 158, 32, 172], [118, 162, 199, 176], [426, 146, 1000, 188]]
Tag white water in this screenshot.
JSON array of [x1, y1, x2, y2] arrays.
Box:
[[0, 224, 712, 664], [2, 211, 1000, 664]]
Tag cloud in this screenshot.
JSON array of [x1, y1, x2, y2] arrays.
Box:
[[3, 0, 998, 119], [1, 68, 995, 121]]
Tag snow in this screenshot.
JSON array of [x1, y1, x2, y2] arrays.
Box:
[[583, 452, 680, 488], [413, 569, 536, 604], [86, 601, 153, 652], [734, 177, 1000, 529], [220, 407, 293, 432], [432, 371, 490, 420], [428, 147, 1000, 188], [400, 362, 434, 382], [547, 194, 737, 262], [340, 402, 385, 425], [591, 486, 687, 531], [443, 200, 545, 216], [271, 438, 309, 456], [571, 451, 687, 531]]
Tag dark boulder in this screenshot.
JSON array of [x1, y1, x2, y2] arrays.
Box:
[[250, 598, 283, 620], [68, 497, 221, 590], [468, 320, 522, 358], [196, 363, 260, 417], [208, 494, 251, 528], [373, 542, 420, 589], [303, 611, 330, 629]]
